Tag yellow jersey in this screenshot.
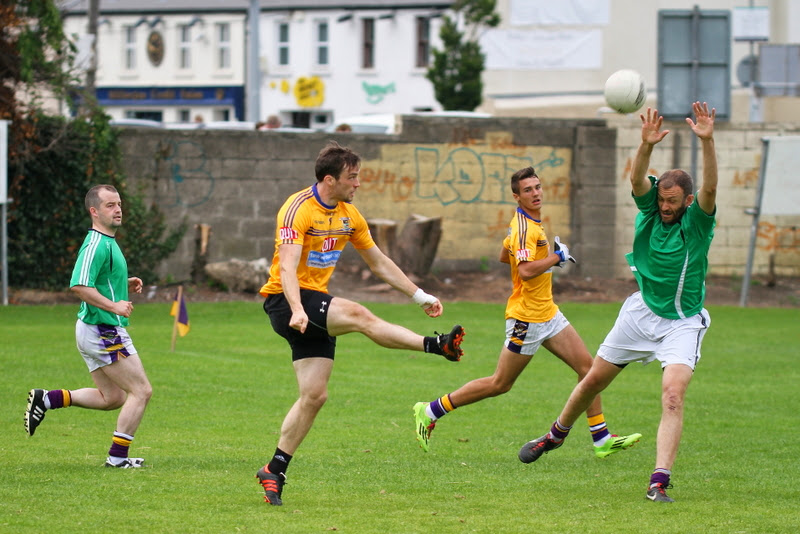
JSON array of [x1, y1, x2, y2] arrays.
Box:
[[503, 207, 558, 323], [260, 184, 375, 296]]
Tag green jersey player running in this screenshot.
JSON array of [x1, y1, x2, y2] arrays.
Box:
[[518, 102, 718, 504]]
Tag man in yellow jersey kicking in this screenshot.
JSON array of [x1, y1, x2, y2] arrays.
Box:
[[414, 167, 641, 458], [255, 141, 465, 506]]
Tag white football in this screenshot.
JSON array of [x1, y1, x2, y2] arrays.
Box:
[[604, 69, 646, 114]]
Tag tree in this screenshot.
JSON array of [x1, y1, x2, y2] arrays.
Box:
[[0, 1, 76, 122], [1, 1, 185, 289], [426, 0, 500, 111]]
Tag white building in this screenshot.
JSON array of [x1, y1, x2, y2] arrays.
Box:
[[256, 1, 451, 129], [481, 0, 800, 122], [60, 0, 799, 126], [62, 1, 250, 123], [60, 0, 452, 128]]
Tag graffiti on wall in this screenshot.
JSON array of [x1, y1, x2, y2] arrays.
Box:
[[362, 81, 396, 104], [158, 140, 214, 207], [359, 146, 569, 206], [757, 222, 800, 253], [413, 146, 568, 205]]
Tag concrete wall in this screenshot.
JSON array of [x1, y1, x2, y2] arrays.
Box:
[[118, 114, 800, 284]]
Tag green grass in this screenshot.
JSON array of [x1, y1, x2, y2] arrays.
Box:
[[1, 300, 798, 533]]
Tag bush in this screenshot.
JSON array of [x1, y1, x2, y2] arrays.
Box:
[[7, 112, 184, 289]]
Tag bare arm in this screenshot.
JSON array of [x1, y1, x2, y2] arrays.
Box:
[[631, 107, 670, 196], [357, 245, 442, 317], [71, 285, 133, 318], [686, 101, 717, 214], [516, 254, 560, 280], [277, 243, 308, 332], [499, 245, 510, 264]]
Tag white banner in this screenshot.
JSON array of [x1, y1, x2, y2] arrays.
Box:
[[510, 0, 609, 26], [761, 137, 800, 216], [481, 29, 602, 70], [0, 120, 8, 204]]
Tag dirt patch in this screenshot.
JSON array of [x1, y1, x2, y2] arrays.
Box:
[[8, 269, 799, 308]]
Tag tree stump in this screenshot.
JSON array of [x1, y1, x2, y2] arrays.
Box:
[[367, 218, 399, 260], [191, 223, 212, 284], [397, 214, 442, 276]]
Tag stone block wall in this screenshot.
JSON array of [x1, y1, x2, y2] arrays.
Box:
[[118, 114, 800, 285], [610, 115, 800, 278]]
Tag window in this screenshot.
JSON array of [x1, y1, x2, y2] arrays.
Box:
[[179, 109, 191, 122], [217, 23, 231, 69], [416, 17, 430, 68], [315, 20, 329, 66], [362, 18, 374, 69], [179, 25, 191, 69], [278, 22, 289, 66], [124, 26, 136, 70], [213, 108, 230, 121]]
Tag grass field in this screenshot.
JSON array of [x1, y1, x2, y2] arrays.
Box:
[[1, 300, 798, 533]]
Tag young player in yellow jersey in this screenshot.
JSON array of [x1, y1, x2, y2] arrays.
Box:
[[414, 167, 641, 457], [255, 141, 465, 506]]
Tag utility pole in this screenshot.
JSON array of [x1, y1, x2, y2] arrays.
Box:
[[84, 0, 99, 112], [246, 0, 261, 123]]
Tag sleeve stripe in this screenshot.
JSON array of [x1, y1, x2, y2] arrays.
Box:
[[281, 188, 314, 243], [78, 232, 102, 286], [516, 212, 527, 251]]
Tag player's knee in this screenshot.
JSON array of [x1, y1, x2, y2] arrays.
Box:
[[349, 303, 380, 331], [103, 391, 127, 410], [302, 389, 328, 410], [661, 387, 685, 411], [489, 377, 514, 396], [137, 381, 153, 403]]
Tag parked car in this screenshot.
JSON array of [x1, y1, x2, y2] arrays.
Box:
[[325, 111, 492, 135], [109, 118, 164, 128]]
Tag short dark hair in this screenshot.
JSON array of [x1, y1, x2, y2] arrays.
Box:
[[657, 169, 694, 197], [315, 141, 361, 182], [510, 167, 538, 195], [85, 185, 118, 212]]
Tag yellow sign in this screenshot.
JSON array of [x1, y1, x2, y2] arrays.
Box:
[[293, 76, 325, 108]]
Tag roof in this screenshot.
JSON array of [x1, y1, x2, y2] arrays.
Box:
[[59, 0, 452, 15]]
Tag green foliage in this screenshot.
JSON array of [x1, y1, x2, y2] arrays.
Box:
[[1, 301, 798, 532], [427, 0, 500, 111], [7, 113, 185, 289], [1, 0, 77, 115], [117, 185, 187, 284]]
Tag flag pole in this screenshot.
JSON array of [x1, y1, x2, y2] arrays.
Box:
[[171, 285, 183, 352]]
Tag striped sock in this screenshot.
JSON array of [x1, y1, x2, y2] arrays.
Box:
[[426, 394, 455, 421], [588, 413, 610, 445], [650, 468, 671, 488], [44, 389, 71, 409], [108, 431, 134, 459], [550, 419, 572, 441]]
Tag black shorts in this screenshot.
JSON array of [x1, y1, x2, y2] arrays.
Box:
[[263, 290, 336, 361]]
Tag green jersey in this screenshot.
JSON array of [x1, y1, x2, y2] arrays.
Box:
[[626, 176, 716, 320], [70, 229, 130, 326]]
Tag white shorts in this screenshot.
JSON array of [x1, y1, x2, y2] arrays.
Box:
[[75, 320, 138, 372], [505, 310, 570, 356], [597, 292, 710, 370]]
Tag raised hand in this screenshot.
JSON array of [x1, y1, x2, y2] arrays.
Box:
[[686, 101, 715, 140], [640, 107, 670, 146]]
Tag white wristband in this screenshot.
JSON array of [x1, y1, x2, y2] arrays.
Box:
[[412, 288, 437, 307]]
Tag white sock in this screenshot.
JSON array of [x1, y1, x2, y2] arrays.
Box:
[[425, 404, 438, 421]]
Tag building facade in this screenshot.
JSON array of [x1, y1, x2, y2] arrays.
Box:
[[61, 0, 451, 127]]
